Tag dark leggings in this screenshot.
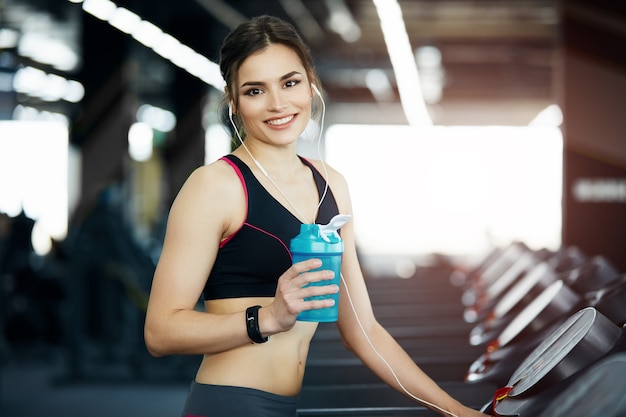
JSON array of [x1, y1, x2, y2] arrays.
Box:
[[181, 381, 299, 417]]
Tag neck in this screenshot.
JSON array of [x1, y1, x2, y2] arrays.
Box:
[[233, 140, 318, 224], [235, 141, 301, 179]]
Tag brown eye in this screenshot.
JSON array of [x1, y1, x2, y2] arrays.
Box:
[[245, 88, 263, 96]]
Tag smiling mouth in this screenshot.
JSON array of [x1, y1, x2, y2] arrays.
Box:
[[265, 114, 295, 126]]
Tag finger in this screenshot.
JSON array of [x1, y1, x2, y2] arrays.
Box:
[[300, 297, 336, 311], [300, 281, 339, 298], [296, 269, 335, 287], [291, 258, 322, 275]]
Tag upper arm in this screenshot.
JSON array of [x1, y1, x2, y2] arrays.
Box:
[[146, 162, 244, 316]]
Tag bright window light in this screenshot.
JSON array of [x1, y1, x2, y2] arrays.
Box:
[[325, 124, 563, 258], [205, 124, 231, 164], [0, 121, 69, 251], [529, 104, 563, 127], [128, 122, 153, 162]]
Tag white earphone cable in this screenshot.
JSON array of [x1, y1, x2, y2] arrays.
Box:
[[312, 84, 330, 210], [340, 272, 460, 417], [228, 85, 458, 417], [228, 84, 329, 225]]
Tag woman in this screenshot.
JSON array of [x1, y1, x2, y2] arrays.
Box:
[[144, 15, 486, 417]]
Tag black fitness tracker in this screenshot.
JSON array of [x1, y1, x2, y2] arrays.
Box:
[[246, 305, 269, 344]]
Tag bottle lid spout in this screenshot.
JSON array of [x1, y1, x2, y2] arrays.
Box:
[[319, 214, 351, 242]]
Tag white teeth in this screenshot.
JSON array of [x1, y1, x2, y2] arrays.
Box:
[[266, 115, 294, 126]]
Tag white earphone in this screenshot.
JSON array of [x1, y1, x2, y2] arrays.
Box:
[[311, 83, 321, 98], [224, 79, 458, 417]]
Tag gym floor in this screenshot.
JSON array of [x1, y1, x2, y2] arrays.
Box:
[[1, 350, 189, 417]]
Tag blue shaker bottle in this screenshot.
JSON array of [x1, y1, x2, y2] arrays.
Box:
[[291, 214, 351, 322]]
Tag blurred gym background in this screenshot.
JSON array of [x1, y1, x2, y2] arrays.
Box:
[[1, 0, 625, 416]]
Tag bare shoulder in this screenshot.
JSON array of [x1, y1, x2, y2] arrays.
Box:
[[169, 159, 245, 235], [175, 159, 241, 203]]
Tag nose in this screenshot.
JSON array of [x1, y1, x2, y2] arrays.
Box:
[[268, 89, 288, 112]]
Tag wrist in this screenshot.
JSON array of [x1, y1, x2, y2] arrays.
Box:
[[257, 304, 283, 337], [245, 305, 269, 344]]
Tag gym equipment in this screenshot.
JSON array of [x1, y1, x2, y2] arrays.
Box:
[[488, 307, 624, 416]]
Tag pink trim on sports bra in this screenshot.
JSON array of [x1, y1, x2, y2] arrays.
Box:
[[244, 222, 292, 260], [219, 156, 249, 248]]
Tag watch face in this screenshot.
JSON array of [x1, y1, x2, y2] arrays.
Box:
[[505, 307, 621, 398], [538, 353, 626, 417]]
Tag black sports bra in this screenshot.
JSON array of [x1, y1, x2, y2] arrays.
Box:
[[203, 154, 340, 300]]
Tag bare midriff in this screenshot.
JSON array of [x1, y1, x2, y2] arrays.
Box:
[[195, 297, 318, 397]]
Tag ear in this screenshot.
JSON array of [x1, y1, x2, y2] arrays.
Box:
[[224, 87, 236, 113]]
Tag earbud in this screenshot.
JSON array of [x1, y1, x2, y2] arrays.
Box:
[[311, 83, 326, 115], [228, 102, 233, 117], [311, 83, 321, 98]]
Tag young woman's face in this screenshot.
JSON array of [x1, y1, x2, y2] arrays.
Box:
[[235, 43, 313, 146]]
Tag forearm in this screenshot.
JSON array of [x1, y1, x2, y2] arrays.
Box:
[[144, 308, 254, 356]]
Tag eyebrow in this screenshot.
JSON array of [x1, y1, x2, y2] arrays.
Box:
[[240, 71, 302, 88]]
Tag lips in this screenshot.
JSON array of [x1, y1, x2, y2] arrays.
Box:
[[265, 114, 295, 126]]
